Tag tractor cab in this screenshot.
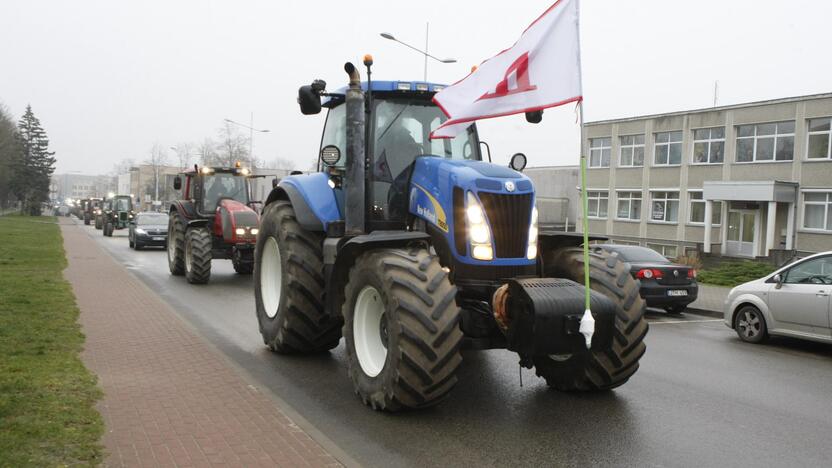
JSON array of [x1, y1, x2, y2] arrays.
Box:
[[316, 81, 485, 227], [174, 164, 254, 217]]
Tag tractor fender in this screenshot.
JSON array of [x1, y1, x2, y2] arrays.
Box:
[[169, 200, 197, 221], [264, 173, 341, 232], [325, 231, 432, 317]]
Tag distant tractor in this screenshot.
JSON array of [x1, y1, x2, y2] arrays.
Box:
[[252, 58, 648, 411], [167, 164, 262, 284], [101, 195, 134, 237], [84, 198, 101, 225]]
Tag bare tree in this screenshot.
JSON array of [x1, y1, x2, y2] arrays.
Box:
[[171, 142, 193, 169], [111, 157, 136, 176], [267, 157, 297, 171], [197, 138, 217, 166], [217, 122, 250, 167], [145, 143, 169, 203]]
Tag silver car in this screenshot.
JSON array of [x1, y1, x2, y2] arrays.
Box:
[[724, 251, 832, 344]]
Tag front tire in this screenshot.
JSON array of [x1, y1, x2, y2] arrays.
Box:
[[254, 200, 341, 353], [734, 305, 767, 343], [184, 227, 212, 284], [342, 248, 463, 411], [536, 247, 648, 391], [167, 212, 186, 276]]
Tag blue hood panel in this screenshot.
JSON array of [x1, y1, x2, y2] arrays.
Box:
[[279, 173, 341, 230], [408, 157, 536, 267]]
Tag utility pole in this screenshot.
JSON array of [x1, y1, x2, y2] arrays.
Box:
[[424, 22, 429, 82]]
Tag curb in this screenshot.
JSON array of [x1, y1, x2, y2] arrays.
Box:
[[686, 307, 723, 319]]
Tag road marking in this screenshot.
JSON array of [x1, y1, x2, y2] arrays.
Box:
[[649, 318, 723, 325]]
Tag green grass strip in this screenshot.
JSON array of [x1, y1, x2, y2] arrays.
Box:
[[0, 215, 103, 467]]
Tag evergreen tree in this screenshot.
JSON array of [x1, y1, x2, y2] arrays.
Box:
[[0, 104, 21, 209], [13, 105, 56, 215]]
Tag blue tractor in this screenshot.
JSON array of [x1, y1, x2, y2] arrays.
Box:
[[253, 58, 647, 411]]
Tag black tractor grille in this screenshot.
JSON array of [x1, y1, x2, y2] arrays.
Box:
[[477, 192, 532, 258], [119, 212, 128, 221]]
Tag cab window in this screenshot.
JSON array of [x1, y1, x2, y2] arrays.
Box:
[[320, 104, 347, 167]]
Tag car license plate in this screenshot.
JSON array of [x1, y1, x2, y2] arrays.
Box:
[[668, 290, 688, 296], [153, 237, 164, 241]]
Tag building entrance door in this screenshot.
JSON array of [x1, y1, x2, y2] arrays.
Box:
[[726, 210, 758, 257]]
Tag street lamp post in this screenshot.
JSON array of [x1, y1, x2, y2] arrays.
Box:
[[380, 23, 456, 81], [224, 114, 270, 166]]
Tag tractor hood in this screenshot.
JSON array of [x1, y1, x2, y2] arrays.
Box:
[[409, 156, 536, 267], [214, 199, 259, 244]]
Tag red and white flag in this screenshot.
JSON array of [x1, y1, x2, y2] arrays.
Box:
[[431, 0, 582, 139]]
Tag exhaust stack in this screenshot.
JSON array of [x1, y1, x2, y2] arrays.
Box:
[[344, 62, 365, 235]]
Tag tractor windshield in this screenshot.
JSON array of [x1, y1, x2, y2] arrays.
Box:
[[202, 173, 248, 211], [114, 198, 131, 211]]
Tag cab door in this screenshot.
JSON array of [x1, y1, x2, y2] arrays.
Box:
[[766, 255, 832, 335]]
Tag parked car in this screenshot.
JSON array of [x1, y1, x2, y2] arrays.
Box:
[[724, 252, 832, 344], [128, 212, 169, 250], [594, 244, 698, 314]]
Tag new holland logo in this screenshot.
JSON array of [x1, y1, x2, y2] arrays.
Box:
[[505, 181, 516, 192]]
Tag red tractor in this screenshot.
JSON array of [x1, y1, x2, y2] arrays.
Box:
[[167, 164, 264, 284]]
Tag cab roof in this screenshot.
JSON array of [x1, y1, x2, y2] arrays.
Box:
[[323, 80, 447, 107]]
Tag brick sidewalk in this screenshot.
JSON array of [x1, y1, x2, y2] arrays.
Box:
[[59, 218, 342, 467]]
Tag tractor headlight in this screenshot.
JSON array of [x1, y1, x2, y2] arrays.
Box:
[[527, 206, 538, 260], [250, 228, 259, 235], [466, 192, 493, 260], [235, 228, 246, 236]]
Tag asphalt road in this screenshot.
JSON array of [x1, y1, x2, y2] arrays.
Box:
[[79, 219, 832, 467]]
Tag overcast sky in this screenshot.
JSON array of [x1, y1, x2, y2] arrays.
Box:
[[1, 0, 830, 175]]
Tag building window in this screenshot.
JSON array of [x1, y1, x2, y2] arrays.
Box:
[[692, 127, 725, 164], [647, 243, 678, 258], [616, 191, 642, 220], [589, 138, 611, 167], [688, 191, 722, 225], [612, 239, 641, 246], [587, 191, 609, 218], [803, 191, 832, 231], [807, 118, 831, 160], [736, 121, 795, 162], [650, 191, 680, 223], [654, 131, 683, 166], [619, 135, 645, 167]]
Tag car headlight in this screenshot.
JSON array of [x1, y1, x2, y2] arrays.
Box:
[[527, 206, 538, 260], [466, 192, 493, 260], [135, 228, 147, 235]]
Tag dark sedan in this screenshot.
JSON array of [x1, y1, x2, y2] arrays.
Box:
[[595, 244, 698, 314], [128, 212, 169, 250]]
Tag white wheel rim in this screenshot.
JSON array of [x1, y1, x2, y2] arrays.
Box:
[[354, 285, 387, 377], [261, 237, 282, 319]]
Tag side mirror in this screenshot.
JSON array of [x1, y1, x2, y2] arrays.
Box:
[[173, 176, 182, 190], [298, 82, 321, 115], [509, 153, 527, 172], [773, 273, 783, 289]]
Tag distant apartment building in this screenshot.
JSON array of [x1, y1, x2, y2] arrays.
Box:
[[578, 92, 832, 260]]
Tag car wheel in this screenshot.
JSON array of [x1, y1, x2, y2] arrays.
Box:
[[734, 305, 768, 344]]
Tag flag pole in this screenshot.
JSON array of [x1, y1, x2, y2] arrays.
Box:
[[576, 0, 594, 349]]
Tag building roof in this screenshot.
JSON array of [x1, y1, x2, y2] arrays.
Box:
[[586, 92, 832, 126]]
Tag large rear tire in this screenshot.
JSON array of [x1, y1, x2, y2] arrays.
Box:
[[184, 227, 212, 284], [342, 248, 463, 411], [167, 212, 185, 276], [254, 200, 341, 353], [535, 247, 648, 391]]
